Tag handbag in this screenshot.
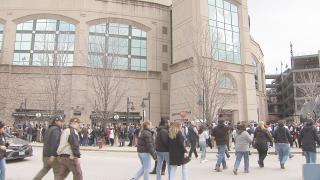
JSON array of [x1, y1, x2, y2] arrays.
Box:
[[183, 155, 191, 164]]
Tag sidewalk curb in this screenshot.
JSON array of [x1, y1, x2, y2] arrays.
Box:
[[31, 144, 306, 154]]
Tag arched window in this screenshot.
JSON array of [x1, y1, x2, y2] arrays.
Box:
[[252, 55, 259, 90], [220, 75, 235, 89], [0, 23, 4, 53], [13, 19, 75, 66], [88, 23, 147, 71], [208, 0, 241, 64]]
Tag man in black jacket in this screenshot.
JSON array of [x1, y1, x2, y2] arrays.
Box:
[[299, 121, 320, 163], [187, 121, 199, 159], [211, 118, 230, 172], [33, 115, 65, 180]]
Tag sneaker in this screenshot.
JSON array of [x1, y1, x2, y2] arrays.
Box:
[[233, 169, 238, 175], [223, 166, 228, 170], [215, 167, 222, 172], [200, 159, 208, 163]]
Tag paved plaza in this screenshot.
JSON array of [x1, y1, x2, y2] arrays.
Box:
[[6, 146, 305, 180]]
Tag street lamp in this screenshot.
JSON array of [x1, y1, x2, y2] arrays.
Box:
[[197, 88, 205, 122], [127, 97, 135, 122], [141, 92, 151, 121]]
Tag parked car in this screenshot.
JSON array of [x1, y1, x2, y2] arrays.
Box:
[[5, 135, 33, 160]]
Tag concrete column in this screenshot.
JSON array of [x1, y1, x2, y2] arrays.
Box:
[[73, 19, 88, 67], [1, 19, 16, 65]]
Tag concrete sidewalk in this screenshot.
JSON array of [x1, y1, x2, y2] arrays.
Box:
[[31, 142, 306, 154]]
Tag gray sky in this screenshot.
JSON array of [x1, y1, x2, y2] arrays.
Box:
[[248, 0, 320, 74]]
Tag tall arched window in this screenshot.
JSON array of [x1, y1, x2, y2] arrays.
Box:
[[208, 0, 241, 64], [13, 19, 75, 66], [220, 75, 235, 89], [0, 23, 4, 53], [252, 55, 259, 90], [88, 22, 147, 71]]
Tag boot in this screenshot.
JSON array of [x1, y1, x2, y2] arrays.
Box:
[[215, 166, 222, 172], [280, 163, 285, 169], [233, 169, 238, 175], [150, 160, 157, 174]]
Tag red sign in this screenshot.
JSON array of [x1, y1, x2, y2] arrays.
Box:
[[179, 111, 187, 119]]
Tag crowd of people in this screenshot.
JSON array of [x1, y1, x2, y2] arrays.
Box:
[[131, 116, 320, 180], [0, 115, 318, 180]]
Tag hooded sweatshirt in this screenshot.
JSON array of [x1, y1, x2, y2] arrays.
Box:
[[234, 130, 253, 152]]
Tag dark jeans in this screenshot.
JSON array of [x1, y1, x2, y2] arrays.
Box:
[[33, 157, 60, 180], [257, 149, 268, 164], [57, 157, 83, 180], [188, 141, 198, 158]]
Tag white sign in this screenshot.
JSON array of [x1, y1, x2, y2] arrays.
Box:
[[114, 114, 120, 120], [35, 113, 42, 118]]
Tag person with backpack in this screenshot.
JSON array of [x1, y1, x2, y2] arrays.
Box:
[[211, 118, 230, 172], [253, 121, 273, 168], [273, 121, 293, 169], [187, 121, 198, 159], [299, 120, 320, 163], [233, 124, 253, 175], [155, 119, 170, 180]]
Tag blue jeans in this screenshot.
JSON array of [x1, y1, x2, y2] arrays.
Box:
[[199, 141, 207, 160], [276, 143, 290, 164], [156, 152, 170, 180], [134, 153, 152, 180], [304, 151, 317, 164], [27, 134, 32, 142], [216, 145, 227, 168], [234, 151, 249, 171], [0, 158, 5, 180], [169, 164, 188, 180]]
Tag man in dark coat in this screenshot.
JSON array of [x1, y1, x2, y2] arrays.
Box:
[[33, 115, 64, 180], [211, 118, 230, 172], [299, 121, 320, 163]]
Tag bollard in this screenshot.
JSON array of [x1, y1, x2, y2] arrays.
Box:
[[98, 138, 103, 149]]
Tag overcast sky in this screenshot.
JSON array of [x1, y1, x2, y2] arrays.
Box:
[[248, 0, 320, 74]]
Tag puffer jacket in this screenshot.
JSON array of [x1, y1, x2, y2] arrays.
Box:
[[155, 126, 169, 152], [299, 126, 320, 152], [137, 128, 156, 159]]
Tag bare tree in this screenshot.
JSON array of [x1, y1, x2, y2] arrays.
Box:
[[296, 71, 320, 120], [35, 33, 72, 116], [88, 32, 127, 126], [181, 26, 233, 123]]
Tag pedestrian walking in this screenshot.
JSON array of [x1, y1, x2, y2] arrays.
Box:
[[131, 121, 156, 180], [233, 124, 253, 175], [155, 119, 170, 180], [0, 121, 8, 180], [34, 116, 65, 180], [299, 120, 320, 163], [198, 125, 209, 163], [57, 118, 83, 180], [253, 121, 273, 168], [187, 121, 198, 159], [211, 118, 230, 172], [168, 121, 189, 180], [273, 121, 293, 169]]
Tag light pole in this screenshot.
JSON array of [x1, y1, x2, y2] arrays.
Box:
[[127, 97, 134, 123], [141, 92, 151, 121]]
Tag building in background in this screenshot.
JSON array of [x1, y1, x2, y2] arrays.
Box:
[[0, 0, 266, 126], [266, 50, 320, 123]]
